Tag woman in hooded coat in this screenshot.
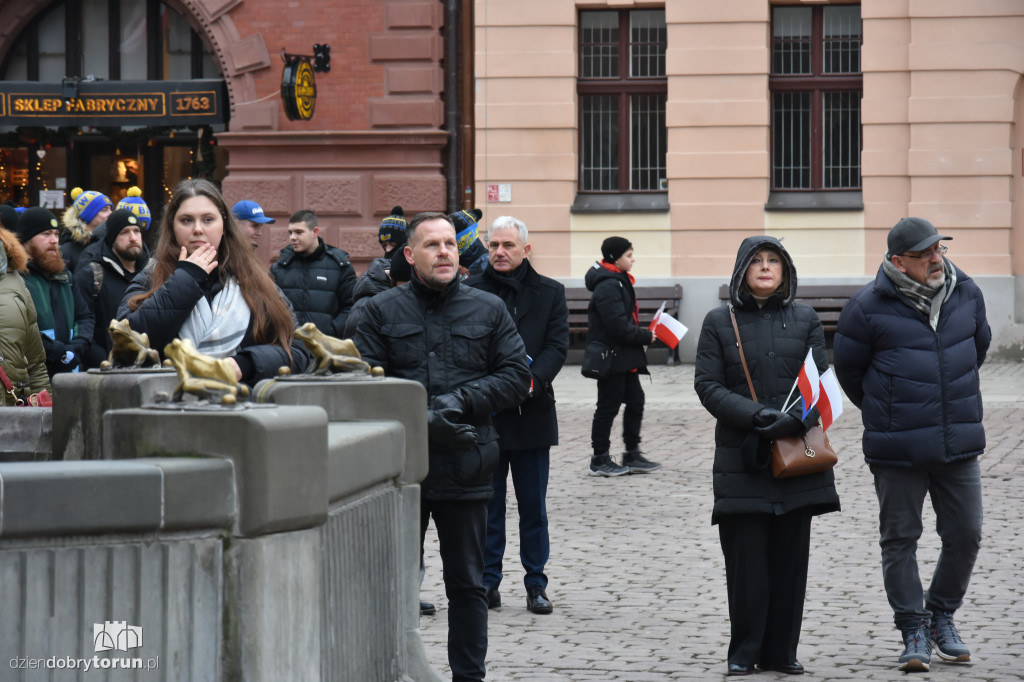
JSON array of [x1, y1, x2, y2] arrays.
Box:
[[694, 236, 840, 676], [0, 220, 50, 405]]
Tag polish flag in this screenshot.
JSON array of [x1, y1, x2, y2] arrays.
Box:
[[817, 368, 844, 431], [648, 303, 688, 349], [796, 349, 820, 418]]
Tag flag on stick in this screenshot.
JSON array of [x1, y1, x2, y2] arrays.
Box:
[[817, 368, 844, 431], [796, 349, 820, 419], [648, 302, 688, 350]]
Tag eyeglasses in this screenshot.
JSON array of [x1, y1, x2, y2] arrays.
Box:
[[900, 244, 948, 260]]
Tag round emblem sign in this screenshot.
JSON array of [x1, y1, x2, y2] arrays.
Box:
[[282, 58, 317, 121]]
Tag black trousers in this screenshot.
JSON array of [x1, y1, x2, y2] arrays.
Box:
[[590, 371, 645, 455], [421, 497, 489, 682], [718, 511, 812, 667]]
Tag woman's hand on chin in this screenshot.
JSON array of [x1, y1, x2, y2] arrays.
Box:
[[180, 243, 219, 274]]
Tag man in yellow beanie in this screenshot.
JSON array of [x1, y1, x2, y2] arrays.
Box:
[[60, 187, 112, 271]]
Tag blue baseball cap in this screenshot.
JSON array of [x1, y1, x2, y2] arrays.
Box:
[[231, 200, 275, 224]]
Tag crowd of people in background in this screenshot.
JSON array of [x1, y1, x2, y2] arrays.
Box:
[[0, 180, 990, 680]]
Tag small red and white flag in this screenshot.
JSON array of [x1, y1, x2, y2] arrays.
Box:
[[648, 302, 688, 349], [817, 368, 844, 431], [796, 349, 820, 418]]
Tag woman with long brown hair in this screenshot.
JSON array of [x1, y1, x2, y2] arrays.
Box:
[[118, 179, 307, 384]]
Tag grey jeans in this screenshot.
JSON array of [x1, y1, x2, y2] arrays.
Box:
[[871, 457, 983, 629]]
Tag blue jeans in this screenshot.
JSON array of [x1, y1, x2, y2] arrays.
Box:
[[420, 498, 489, 682], [871, 457, 983, 629], [483, 447, 550, 592]]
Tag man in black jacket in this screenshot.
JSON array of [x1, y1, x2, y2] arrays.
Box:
[[270, 209, 356, 337], [465, 216, 568, 615], [74, 208, 150, 368], [354, 212, 530, 682]]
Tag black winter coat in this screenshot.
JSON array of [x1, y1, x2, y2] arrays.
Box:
[[694, 236, 840, 524], [270, 239, 356, 337], [833, 262, 990, 468], [353, 274, 531, 501], [74, 240, 150, 367], [23, 261, 95, 377], [117, 262, 309, 385], [343, 256, 392, 338], [583, 262, 652, 375], [465, 260, 569, 450]]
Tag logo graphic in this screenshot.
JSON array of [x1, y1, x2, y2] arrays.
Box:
[[93, 621, 143, 652]]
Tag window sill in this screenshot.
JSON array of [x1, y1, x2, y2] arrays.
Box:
[[571, 192, 669, 214], [765, 191, 863, 211]]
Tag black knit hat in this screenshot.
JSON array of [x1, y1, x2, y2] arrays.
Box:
[[0, 204, 18, 231], [104, 208, 142, 247], [16, 207, 60, 244], [601, 236, 632, 263], [389, 246, 412, 284], [378, 206, 407, 253]]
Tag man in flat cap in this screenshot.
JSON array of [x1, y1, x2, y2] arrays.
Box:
[[834, 217, 989, 673]]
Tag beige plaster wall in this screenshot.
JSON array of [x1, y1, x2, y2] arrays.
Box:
[[474, 0, 1024, 286]]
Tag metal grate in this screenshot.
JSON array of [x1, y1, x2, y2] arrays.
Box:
[[630, 10, 666, 78], [773, 91, 811, 190], [580, 12, 618, 78], [772, 7, 811, 75], [824, 5, 861, 74], [631, 93, 666, 190], [824, 91, 861, 188], [580, 94, 619, 191]]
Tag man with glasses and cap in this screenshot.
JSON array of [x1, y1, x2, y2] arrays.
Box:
[[834, 217, 990, 673]]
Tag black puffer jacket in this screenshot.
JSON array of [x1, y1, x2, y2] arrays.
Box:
[[466, 260, 569, 450], [694, 236, 840, 524], [74, 240, 150, 367], [353, 274, 531, 501], [834, 262, 989, 468], [117, 262, 309, 385], [583, 262, 652, 375], [343, 256, 393, 338], [270, 239, 356, 337]]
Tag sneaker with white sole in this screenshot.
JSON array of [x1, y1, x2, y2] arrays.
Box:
[[622, 449, 662, 473], [930, 610, 971, 662], [898, 620, 931, 672], [589, 453, 629, 477]]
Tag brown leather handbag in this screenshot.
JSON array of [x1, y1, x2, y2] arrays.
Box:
[[729, 306, 838, 479]]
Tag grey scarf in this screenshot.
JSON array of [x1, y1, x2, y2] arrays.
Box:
[[881, 254, 956, 330]]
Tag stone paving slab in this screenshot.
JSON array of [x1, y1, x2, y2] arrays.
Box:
[[420, 362, 1024, 681]]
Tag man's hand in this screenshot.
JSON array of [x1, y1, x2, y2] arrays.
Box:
[[430, 391, 469, 418], [752, 407, 805, 441], [427, 408, 477, 449]]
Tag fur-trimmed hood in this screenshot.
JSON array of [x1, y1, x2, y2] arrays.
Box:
[[62, 206, 93, 246], [0, 226, 29, 274]]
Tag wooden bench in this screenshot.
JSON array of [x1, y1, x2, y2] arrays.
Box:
[[717, 283, 863, 349], [565, 284, 683, 364]]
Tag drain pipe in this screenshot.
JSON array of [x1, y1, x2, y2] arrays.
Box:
[[444, 0, 461, 213]]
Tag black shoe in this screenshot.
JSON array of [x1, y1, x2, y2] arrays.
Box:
[[622, 449, 662, 473], [419, 600, 435, 616], [727, 662, 755, 676], [526, 586, 553, 614], [486, 587, 501, 609], [759, 660, 804, 674], [589, 453, 629, 477]]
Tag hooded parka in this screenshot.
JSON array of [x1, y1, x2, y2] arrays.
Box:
[[0, 228, 50, 403], [694, 236, 840, 524], [583, 262, 650, 375]]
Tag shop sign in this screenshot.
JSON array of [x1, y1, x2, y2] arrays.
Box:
[[281, 58, 317, 121], [0, 80, 227, 126]]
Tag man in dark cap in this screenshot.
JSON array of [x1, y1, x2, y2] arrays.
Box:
[[74, 208, 151, 367], [17, 207, 94, 377], [834, 217, 989, 673]]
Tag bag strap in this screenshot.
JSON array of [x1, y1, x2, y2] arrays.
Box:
[[728, 305, 758, 402], [0, 363, 25, 406]]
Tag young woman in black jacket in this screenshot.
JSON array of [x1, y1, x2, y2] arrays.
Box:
[[584, 236, 660, 476], [694, 235, 840, 676], [119, 179, 307, 384]]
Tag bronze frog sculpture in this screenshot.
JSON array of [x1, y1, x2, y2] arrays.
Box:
[[163, 337, 250, 405], [294, 322, 383, 376], [101, 319, 161, 369]]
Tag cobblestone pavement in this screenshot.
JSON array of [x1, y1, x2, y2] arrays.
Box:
[[420, 361, 1024, 681]]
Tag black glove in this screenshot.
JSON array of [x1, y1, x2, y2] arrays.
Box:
[[752, 407, 805, 441], [430, 391, 469, 418], [427, 408, 477, 450]]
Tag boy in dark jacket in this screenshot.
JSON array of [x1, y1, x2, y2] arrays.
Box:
[[584, 236, 659, 476], [834, 217, 990, 672]]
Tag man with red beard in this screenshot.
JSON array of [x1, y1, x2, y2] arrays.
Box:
[[17, 207, 94, 377], [75, 208, 150, 367]]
